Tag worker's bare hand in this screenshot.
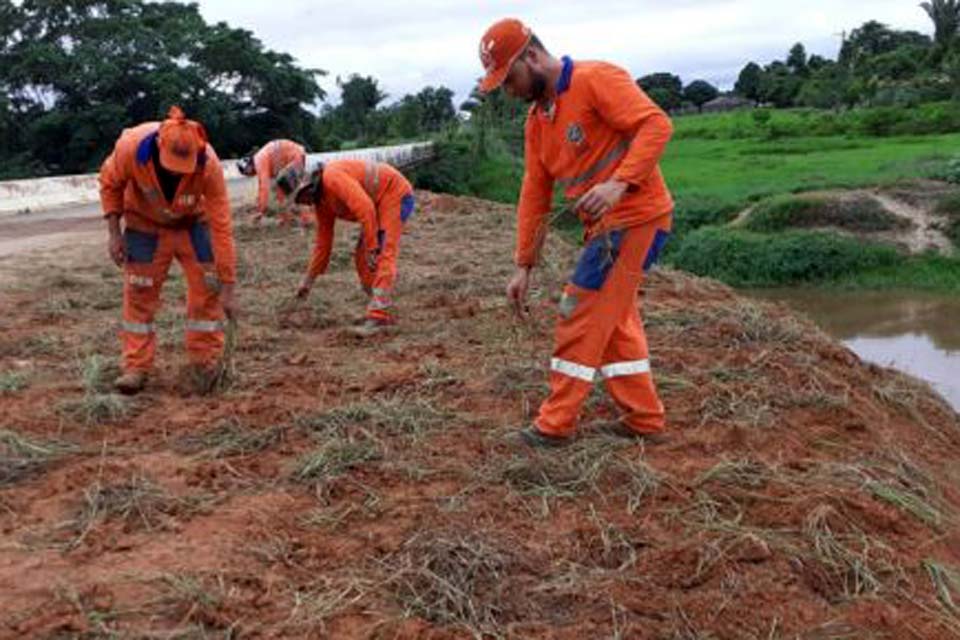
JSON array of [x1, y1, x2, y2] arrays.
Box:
[[108, 231, 125, 267], [575, 179, 628, 221], [219, 283, 238, 320], [506, 266, 532, 318]]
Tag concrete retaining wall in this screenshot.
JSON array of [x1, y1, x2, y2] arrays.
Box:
[[0, 142, 433, 218]]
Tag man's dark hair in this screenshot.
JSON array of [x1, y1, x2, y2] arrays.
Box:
[[529, 34, 548, 54]]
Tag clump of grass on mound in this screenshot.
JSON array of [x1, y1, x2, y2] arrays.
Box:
[[800, 504, 903, 602], [493, 437, 660, 514], [385, 530, 518, 636], [669, 227, 899, 287], [292, 435, 383, 484], [743, 195, 908, 233], [176, 417, 285, 458], [63, 473, 210, 549], [57, 354, 133, 426], [293, 397, 455, 439], [0, 429, 75, 487]]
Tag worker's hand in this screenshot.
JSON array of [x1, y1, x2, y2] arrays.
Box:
[[295, 276, 314, 300], [575, 179, 628, 221], [219, 283, 238, 320], [506, 266, 532, 318], [108, 231, 125, 267]]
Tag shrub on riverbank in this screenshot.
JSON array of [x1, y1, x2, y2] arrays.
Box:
[[669, 227, 900, 286], [743, 195, 907, 233]]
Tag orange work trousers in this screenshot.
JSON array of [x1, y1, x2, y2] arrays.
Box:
[[535, 216, 672, 438], [353, 192, 415, 323], [121, 220, 225, 372]]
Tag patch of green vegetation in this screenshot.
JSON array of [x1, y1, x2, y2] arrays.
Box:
[[669, 227, 900, 287], [832, 254, 960, 291], [662, 133, 958, 239], [743, 195, 907, 233]]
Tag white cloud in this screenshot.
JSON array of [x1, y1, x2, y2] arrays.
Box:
[[193, 0, 933, 106]]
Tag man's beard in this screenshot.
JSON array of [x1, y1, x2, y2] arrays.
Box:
[[528, 71, 548, 102]]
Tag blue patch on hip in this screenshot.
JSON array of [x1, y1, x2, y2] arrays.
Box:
[[400, 193, 415, 223], [124, 229, 158, 263], [188, 221, 214, 263], [643, 229, 671, 272], [571, 229, 624, 291]]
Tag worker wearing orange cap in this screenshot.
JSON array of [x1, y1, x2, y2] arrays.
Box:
[[478, 19, 675, 447], [285, 159, 415, 336], [99, 106, 238, 394], [237, 139, 310, 226]]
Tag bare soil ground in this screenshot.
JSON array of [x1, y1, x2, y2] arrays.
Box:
[[1, 192, 959, 639]]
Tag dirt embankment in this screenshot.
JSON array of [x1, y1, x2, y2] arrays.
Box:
[[736, 179, 959, 254], [1, 193, 959, 639]]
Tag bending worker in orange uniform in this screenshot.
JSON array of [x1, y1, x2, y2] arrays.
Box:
[[478, 19, 674, 447], [237, 139, 309, 226], [99, 106, 238, 394], [287, 159, 415, 335]]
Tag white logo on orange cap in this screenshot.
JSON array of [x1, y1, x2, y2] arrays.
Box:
[[480, 39, 496, 72]]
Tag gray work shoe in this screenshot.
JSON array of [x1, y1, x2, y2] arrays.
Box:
[[114, 371, 147, 395], [595, 421, 670, 445], [349, 319, 393, 338], [517, 425, 572, 449]]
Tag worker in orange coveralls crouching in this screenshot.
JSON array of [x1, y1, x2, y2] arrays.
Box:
[[99, 106, 238, 395], [236, 139, 312, 227], [477, 19, 675, 447], [281, 159, 416, 337]]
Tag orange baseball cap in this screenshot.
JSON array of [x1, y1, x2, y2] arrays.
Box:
[[478, 18, 532, 93], [157, 106, 206, 174]]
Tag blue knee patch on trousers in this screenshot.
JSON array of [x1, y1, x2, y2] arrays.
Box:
[[400, 194, 415, 223], [643, 229, 671, 272], [188, 221, 214, 263], [124, 229, 158, 263], [571, 230, 624, 291]]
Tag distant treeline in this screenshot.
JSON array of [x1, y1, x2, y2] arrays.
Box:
[[0, 0, 458, 179], [641, 4, 960, 113]]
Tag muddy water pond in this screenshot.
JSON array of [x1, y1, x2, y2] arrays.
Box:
[[746, 289, 960, 412]]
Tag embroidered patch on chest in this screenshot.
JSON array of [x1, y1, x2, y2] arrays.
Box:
[[178, 194, 197, 207], [566, 123, 586, 145]]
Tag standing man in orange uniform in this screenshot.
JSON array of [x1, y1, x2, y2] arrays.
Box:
[[478, 19, 675, 447], [237, 139, 309, 226], [99, 106, 238, 394], [285, 159, 415, 336]]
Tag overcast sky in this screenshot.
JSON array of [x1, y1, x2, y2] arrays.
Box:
[[194, 1, 932, 108]]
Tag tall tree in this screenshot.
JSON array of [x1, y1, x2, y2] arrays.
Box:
[[734, 62, 763, 104], [335, 74, 387, 142], [0, 0, 326, 175], [683, 80, 719, 113], [921, 0, 960, 49], [638, 72, 683, 111], [787, 43, 809, 75]]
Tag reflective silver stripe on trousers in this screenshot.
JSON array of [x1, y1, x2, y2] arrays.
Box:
[[122, 321, 155, 335], [367, 298, 393, 311], [557, 138, 631, 190], [550, 357, 596, 383], [186, 320, 224, 333], [601, 359, 651, 379]]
